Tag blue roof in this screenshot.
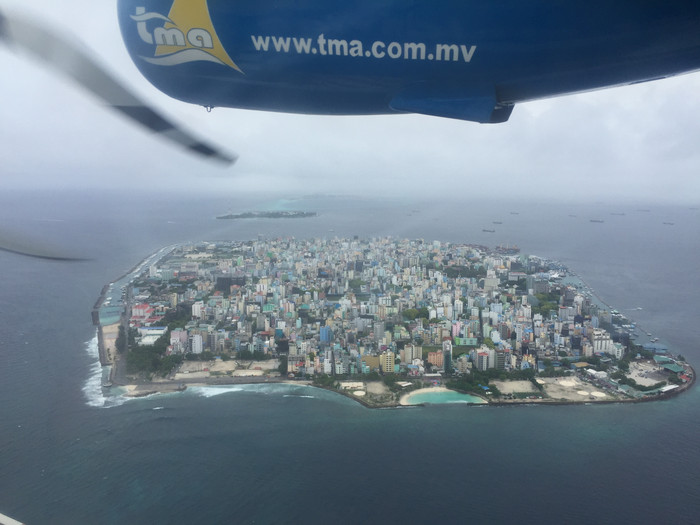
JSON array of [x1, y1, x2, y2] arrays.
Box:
[[643, 343, 669, 353]]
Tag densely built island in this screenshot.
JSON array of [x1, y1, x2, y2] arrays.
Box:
[[93, 237, 693, 406], [216, 210, 317, 220]]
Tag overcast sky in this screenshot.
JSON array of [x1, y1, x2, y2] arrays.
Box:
[[2, 1, 700, 203]]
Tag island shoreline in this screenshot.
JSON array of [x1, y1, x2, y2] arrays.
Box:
[[94, 239, 696, 409], [112, 363, 694, 408]]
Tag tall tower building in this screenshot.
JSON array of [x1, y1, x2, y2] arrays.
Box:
[[379, 351, 395, 373], [442, 339, 453, 374]]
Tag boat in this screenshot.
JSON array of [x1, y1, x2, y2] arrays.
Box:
[[482, 229, 495, 233], [590, 219, 605, 223]]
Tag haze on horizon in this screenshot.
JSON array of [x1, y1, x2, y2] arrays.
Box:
[[2, 1, 700, 205]]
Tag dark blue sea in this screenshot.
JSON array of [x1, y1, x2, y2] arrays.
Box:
[[1, 190, 698, 524]]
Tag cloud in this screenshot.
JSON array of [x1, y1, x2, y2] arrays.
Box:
[[2, 0, 700, 204]]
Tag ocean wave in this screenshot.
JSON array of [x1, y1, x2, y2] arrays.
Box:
[[189, 383, 317, 399], [82, 343, 316, 405], [188, 385, 245, 398], [283, 394, 316, 399], [82, 333, 128, 408], [243, 383, 317, 397]]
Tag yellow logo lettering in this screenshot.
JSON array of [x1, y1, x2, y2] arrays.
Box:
[[132, 1, 242, 73]]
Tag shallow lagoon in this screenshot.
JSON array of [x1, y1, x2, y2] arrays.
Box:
[[405, 389, 487, 405]]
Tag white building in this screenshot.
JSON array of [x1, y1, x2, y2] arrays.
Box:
[[590, 329, 614, 354], [192, 301, 205, 319], [610, 342, 625, 360], [189, 334, 203, 354]]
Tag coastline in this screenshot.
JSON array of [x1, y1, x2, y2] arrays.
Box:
[[92, 239, 695, 409], [110, 362, 694, 407], [93, 245, 178, 368], [216, 211, 317, 220], [400, 386, 449, 406], [120, 376, 313, 398], [398, 386, 488, 406]]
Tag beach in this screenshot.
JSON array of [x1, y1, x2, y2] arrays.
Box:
[[114, 366, 694, 405], [98, 323, 120, 366], [400, 386, 448, 405], [399, 386, 488, 406]]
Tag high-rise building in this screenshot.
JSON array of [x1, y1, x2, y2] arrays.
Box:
[[590, 329, 614, 354], [427, 351, 444, 368], [191, 301, 204, 319], [170, 329, 188, 354], [320, 325, 333, 343], [404, 344, 422, 363], [442, 340, 453, 374], [374, 321, 385, 342], [379, 351, 395, 373], [477, 352, 489, 371], [189, 334, 203, 354], [362, 355, 380, 372], [495, 349, 507, 370]]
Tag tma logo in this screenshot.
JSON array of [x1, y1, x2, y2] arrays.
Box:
[[131, 0, 242, 72]]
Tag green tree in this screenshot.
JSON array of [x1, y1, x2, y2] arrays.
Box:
[[403, 308, 419, 321], [313, 374, 337, 388], [278, 355, 288, 375], [348, 278, 365, 291], [126, 329, 173, 376], [157, 354, 184, 377], [115, 326, 126, 354], [238, 349, 254, 360]]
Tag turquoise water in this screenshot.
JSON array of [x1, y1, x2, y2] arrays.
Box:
[[407, 389, 487, 405]]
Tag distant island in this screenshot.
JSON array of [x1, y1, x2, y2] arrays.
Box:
[[216, 210, 317, 220], [93, 237, 694, 407]]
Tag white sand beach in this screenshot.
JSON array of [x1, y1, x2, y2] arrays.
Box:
[[399, 386, 450, 406]]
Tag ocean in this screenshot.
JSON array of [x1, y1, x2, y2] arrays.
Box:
[[0, 190, 698, 524]]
